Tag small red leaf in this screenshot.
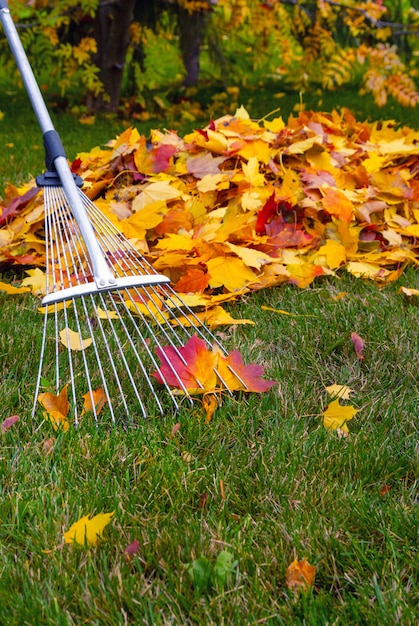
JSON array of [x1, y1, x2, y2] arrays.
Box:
[[124, 539, 140, 562], [171, 422, 181, 437], [351, 332, 365, 361], [1, 414, 19, 433]]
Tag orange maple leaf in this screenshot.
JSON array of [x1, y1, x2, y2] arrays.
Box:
[[286, 558, 316, 591], [152, 335, 218, 394], [82, 388, 108, 416], [320, 187, 354, 224], [38, 386, 70, 431]]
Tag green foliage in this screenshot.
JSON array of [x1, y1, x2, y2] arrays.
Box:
[[186, 550, 237, 594], [1, 0, 101, 100], [1, 0, 419, 114]]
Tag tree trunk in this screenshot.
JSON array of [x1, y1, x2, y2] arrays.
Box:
[[178, 7, 208, 87], [90, 0, 135, 112]]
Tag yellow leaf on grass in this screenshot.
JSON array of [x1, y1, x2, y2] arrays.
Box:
[[0, 280, 30, 294], [59, 328, 93, 351], [325, 384, 353, 400], [96, 306, 119, 320], [261, 305, 316, 318], [171, 305, 254, 328], [20, 268, 46, 295], [64, 511, 114, 547], [38, 302, 69, 314], [399, 286, 419, 297], [323, 398, 358, 433]]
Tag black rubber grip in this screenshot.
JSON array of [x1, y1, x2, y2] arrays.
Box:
[[43, 130, 67, 171]]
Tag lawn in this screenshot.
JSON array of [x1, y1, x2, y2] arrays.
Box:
[[0, 71, 419, 623]]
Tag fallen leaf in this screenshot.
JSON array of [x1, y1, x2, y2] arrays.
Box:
[[171, 422, 181, 436], [64, 511, 114, 547], [261, 305, 316, 318], [0, 281, 30, 294], [42, 437, 56, 455], [322, 398, 358, 433], [399, 286, 419, 297], [286, 558, 316, 591], [20, 268, 46, 295], [123, 539, 140, 562], [152, 334, 218, 394], [59, 328, 93, 351], [217, 349, 277, 393], [81, 388, 108, 416], [325, 384, 353, 400], [38, 386, 70, 431], [351, 332, 365, 361], [1, 414, 19, 433], [203, 394, 218, 422]]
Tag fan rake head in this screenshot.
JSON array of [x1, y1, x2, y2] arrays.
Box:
[[34, 186, 248, 425]]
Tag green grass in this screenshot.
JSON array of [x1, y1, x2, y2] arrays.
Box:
[[1, 269, 418, 624], [1, 75, 419, 623]]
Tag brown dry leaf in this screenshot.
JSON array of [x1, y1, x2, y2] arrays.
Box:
[[286, 557, 316, 592]]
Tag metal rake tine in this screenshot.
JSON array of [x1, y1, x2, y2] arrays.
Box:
[[80, 188, 250, 393]]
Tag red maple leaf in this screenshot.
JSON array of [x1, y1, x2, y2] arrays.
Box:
[[152, 335, 276, 395]]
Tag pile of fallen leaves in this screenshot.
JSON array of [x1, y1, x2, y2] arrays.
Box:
[[1, 106, 419, 301]]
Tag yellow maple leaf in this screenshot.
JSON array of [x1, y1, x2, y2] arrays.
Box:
[[121, 200, 167, 240], [20, 268, 46, 295], [263, 116, 285, 132], [322, 398, 358, 433], [242, 156, 266, 186], [59, 328, 93, 351], [316, 239, 346, 270], [206, 257, 257, 292], [132, 180, 182, 211], [64, 511, 114, 547], [325, 384, 353, 400]]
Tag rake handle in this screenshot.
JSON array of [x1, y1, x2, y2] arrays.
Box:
[[0, 1, 117, 290]]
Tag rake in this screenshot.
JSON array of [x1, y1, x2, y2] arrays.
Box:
[[0, 1, 250, 424]]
